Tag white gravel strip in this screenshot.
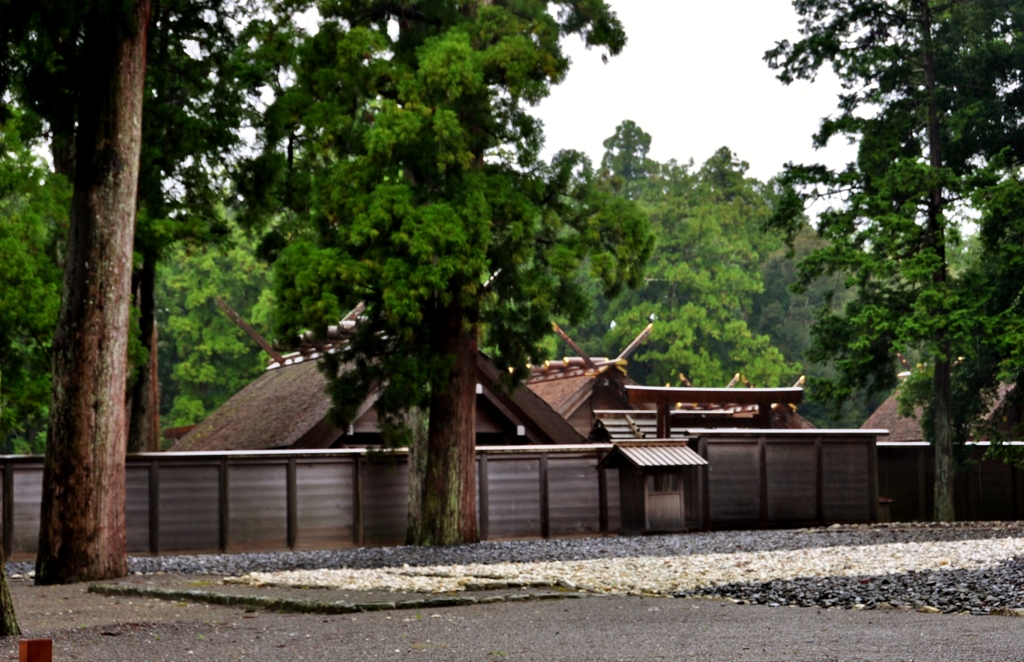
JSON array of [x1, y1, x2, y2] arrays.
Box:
[[227, 536, 1024, 596]]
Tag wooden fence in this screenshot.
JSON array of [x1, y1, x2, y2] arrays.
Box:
[[691, 430, 880, 528], [0, 433, 884, 560], [877, 441, 1024, 522]]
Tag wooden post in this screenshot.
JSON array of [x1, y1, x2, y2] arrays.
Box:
[[656, 404, 668, 439], [598, 453, 609, 535], [917, 447, 927, 521], [539, 454, 549, 539], [868, 437, 879, 523], [354, 456, 363, 546], [218, 457, 229, 552], [19, 639, 51, 662], [148, 460, 160, 555], [699, 436, 710, 530], [2, 462, 12, 560], [286, 459, 297, 550], [478, 453, 489, 541], [1013, 466, 1021, 521], [758, 435, 768, 526], [815, 435, 824, 526]]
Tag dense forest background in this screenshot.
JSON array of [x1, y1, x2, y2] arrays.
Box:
[[0, 112, 878, 454]]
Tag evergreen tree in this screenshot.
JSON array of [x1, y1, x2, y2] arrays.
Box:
[[157, 228, 276, 430], [257, 0, 651, 544], [766, 0, 1024, 519], [0, 112, 69, 453]]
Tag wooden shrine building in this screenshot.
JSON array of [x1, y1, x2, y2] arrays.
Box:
[[597, 441, 707, 534]]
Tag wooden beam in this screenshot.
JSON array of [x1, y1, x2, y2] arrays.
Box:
[[286, 459, 298, 550], [539, 454, 550, 539], [616, 323, 654, 361], [2, 462, 12, 560], [354, 457, 363, 546], [626, 385, 803, 406], [479, 453, 489, 541], [215, 296, 284, 364], [551, 322, 595, 369], [598, 455, 609, 535], [149, 460, 160, 555], [218, 457, 229, 552], [19, 639, 52, 662]]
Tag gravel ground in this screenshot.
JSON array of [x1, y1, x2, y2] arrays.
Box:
[[9, 522, 1024, 614], [4, 581, 1024, 661], [10, 521, 1019, 577]]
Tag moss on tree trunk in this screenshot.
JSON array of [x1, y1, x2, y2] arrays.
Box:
[[420, 305, 478, 546], [36, 0, 151, 584]]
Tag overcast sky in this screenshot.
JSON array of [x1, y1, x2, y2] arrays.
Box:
[[533, 0, 857, 183]]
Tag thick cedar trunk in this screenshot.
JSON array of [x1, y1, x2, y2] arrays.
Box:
[[420, 304, 479, 545], [922, 8, 955, 521], [0, 372, 21, 635], [128, 252, 159, 453], [36, 0, 151, 584]]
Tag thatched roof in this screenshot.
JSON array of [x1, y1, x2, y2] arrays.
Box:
[[476, 354, 587, 445], [772, 405, 818, 430], [527, 375, 596, 416], [172, 352, 585, 451], [171, 360, 334, 451], [861, 391, 921, 442]]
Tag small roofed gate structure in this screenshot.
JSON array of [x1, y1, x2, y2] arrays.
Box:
[[597, 442, 707, 534], [624, 384, 806, 435]]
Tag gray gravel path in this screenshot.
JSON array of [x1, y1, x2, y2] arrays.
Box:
[[3, 579, 1024, 661]]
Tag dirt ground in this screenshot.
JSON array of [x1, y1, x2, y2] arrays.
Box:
[[2, 576, 1023, 661]]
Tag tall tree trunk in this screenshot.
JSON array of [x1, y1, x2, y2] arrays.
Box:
[[36, 0, 151, 584], [0, 371, 21, 635], [922, 6, 955, 521], [128, 251, 159, 453], [420, 304, 479, 546]]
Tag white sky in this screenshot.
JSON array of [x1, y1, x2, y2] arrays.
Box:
[[533, 0, 857, 182]]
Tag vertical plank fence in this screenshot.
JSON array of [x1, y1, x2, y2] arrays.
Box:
[[0, 433, 971, 561]]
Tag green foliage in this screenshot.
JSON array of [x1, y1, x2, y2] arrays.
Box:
[[750, 224, 878, 426], [250, 1, 651, 435], [569, 129, 796, 389], [0, 112, 69, 453], [765, 0, 1024, 441], [156, 227, 275, 428]]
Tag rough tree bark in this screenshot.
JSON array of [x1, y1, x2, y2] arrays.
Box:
[[405, 407, 429, 545], [36, 0, 151, 584], [128, 251, 159, 453], [922, 5, 955, 522], [0, 371, 21, 635], [420, 303, 479, 546]]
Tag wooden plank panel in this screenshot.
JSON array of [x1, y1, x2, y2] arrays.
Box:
[[605, 468, 621, 533], [487, 458, 541, 539], [822, 441, 871, 523], [362, 459, 409, 545], [160, 464, 220, 552], [125, 464, 150, 554], [976, 458, 1015, 521], [877, 446, 923, 522], [706, 441, 760, 523], [765, 441, 816, 523], [228, 462, 287, 551], [295, 460, 354, 550], [11, 466, 42, 558], [547, 457, 600, 536]]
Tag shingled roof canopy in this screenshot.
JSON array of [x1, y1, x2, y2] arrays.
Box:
[[596, 441, 708, 470]]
